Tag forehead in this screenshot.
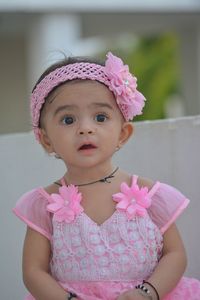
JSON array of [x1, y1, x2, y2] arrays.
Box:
[[40, 79, 125, 125], [47, 80, 116, 106]]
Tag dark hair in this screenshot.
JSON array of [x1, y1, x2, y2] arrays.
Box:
[[33, 55, 105, 128]]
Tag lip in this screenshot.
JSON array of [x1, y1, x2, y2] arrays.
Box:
[[78, 142, 97, 151]]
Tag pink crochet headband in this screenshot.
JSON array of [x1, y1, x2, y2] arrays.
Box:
[[31, 52, 146, 141]]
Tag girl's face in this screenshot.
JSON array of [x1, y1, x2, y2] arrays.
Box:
[[40, 80, 132, 170]]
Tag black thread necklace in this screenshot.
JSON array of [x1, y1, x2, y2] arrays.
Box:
[[54, 167, 119, 187]]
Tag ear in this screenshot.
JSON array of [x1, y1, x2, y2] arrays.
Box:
[[118, 122, 134, 147], [39, 128, 54, 154]]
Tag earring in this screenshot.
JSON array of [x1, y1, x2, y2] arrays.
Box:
[[49, 152, 56, 157], [49, 152, 61, 159], [115, 145, 121, 152]]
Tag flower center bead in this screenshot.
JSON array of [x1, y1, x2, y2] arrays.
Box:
[[124, 79, 129, 85]]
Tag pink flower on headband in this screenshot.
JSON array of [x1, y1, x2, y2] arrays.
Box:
[[112, 178, 152, 219], [105, 52, 145, 120], [47, 185, 83, 223]]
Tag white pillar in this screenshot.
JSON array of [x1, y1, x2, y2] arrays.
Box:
[[179, 27, 200, 115], [27, 13, 81, 90]]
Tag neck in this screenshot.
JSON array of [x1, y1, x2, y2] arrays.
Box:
[[64, 163, 115, 186]]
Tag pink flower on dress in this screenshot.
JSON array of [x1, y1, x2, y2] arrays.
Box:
[[47, 185, 83, 223], [105, 52, 146, 120], [112, 179, 152, 219]]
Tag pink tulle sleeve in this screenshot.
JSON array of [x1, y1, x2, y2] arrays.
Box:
[[148, 183, 190, 234], [13, 189, 52, 240]]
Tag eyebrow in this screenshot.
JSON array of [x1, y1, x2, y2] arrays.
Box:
[[91, 102, 114, 110], [53, 102, 114, 117], [53, 104, 77, 116]]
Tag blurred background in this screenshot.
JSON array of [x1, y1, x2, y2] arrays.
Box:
[[0, 0, 200, 135], [1, 1, 200, 299]]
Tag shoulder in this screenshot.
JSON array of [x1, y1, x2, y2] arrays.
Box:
[[15, 180, 63, 207], [21, 181, 62, 201], [120, 170, 155, 190], [43, 182, 61, 195], [14, 183, 58, 210], [137, 176, 155, 190]]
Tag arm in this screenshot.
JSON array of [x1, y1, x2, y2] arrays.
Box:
[[145, 223, 187, 298], [23, 227, 76, 300]]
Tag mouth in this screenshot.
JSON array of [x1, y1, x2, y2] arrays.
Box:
[[78, 143, 97, 151]]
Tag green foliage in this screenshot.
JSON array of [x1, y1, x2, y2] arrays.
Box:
[[101, 33, 180, 121]]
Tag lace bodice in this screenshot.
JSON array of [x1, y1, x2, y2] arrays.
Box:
[[50, 210, 163, 282]]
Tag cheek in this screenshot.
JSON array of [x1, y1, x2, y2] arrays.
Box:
[[113, 122, 124, 138], [106, 129, 121, 148], [51, 128, 74, 150]]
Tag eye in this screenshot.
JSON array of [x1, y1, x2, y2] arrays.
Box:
[[95, 113, 108, 123], [61, 116, 75, 125]]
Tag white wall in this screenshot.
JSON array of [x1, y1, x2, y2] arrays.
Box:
[[1, 115, 200, 299]]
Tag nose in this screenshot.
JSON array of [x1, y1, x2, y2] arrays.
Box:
[[79, 129, 93, 135], [78, 119, 95, 135]]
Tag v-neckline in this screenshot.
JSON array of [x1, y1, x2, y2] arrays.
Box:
[[60, 176, 120, 226], [39, 185, 119, 227], [82, 210, 118, 228]]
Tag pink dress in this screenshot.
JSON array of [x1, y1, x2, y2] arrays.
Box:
[[13, 176, 200, 300]]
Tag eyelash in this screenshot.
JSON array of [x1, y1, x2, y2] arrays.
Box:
[[60, 112, 109, 126], [61, 115, 75, 125], [94, 113, 109, 122]]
